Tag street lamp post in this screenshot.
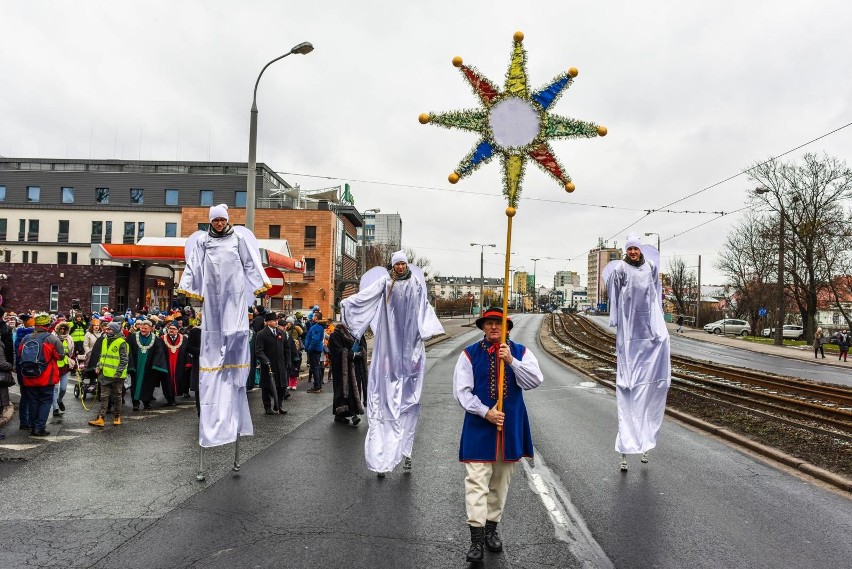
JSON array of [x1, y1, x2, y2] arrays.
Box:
[[471, 243, 496, 316], [245, 41, 314, 231], [754, 187, 785, 346], [644, 232, 660, 254], [360, 208, 380, 276], [530, 258, 540, 313]]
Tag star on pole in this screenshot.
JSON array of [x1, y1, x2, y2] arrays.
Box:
[[419, 31, 606, 208]]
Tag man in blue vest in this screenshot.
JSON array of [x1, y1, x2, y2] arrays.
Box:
[[453, 307, 543, 563]]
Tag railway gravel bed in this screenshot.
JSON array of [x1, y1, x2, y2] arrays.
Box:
[[539, 314, 852, 487]]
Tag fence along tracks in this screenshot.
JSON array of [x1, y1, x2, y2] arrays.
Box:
[[551, 313, 852, 440]]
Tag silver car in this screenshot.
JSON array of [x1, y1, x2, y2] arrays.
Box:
[[703, 319, 750, 336]]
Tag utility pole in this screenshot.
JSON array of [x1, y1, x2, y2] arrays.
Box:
[[531, 258, 540, 313], [695, 255, 702, 328], [471, 243, 496, 316]]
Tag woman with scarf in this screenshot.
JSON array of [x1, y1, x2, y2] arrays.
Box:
[[328, 321, 363, 425], [178, 204, 270, 448], [604, 233, 671, 471]]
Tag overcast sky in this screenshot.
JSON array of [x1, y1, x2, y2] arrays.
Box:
[[4, 1, 852, 287]]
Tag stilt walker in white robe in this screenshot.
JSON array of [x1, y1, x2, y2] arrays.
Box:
[[604, 233, 671, 471], [178, 204, 270, 448], [341, 251, 444, 476]]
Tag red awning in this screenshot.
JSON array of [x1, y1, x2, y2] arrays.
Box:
[[91, 243, 305, 273]]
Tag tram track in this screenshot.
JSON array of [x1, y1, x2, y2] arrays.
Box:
[[540, 312, 852, 490]]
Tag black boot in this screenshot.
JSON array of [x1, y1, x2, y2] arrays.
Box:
[[466, 525, 485, 563], [484, 520, 503, 552]]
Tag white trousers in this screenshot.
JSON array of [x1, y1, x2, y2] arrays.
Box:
[[464, 449, 515, 527]]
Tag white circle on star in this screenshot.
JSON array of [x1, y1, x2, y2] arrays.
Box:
[[488, 97, 541, 149]]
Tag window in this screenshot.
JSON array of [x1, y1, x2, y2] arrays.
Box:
[[91, 285, 110, 314], [197, 223, 209, 231], [61, 187, 75, 203], [22, 251, 28, 263], [304, 226, 317, 248], [18, 219, 25, 241], [0, 218, 6, 240], [0, 186, 6, 201], [165, 189, 179, 206], [200, 190, 214, 206], [235, 191, 246, 208], [57, 252, 68, 264], [27, 186, 40, 203], [304, 258, 316, 281], [58, 220, 69, 243], [165, 222, 177, 238], [105, 221, 112, 243], [96, 187, 109, 204], [91, 221, 103, 243], [137, 222, 144, 240], [269, 225, 281, 238], [3, 250, 9, 263], [123, 222, 135, 244], [71, 252, 77, 264], [130, 188, 144, 205], [27, 219, 39, 242], [32, 251, 38, 263]]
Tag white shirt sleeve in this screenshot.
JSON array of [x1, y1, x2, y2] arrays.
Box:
[[510, 348, 544, 390], [452, 352, 489, 418]]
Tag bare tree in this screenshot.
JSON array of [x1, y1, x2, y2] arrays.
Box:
[[668, 256, 695, 315], [716, 211, 777, 334], [748, 153, 852, 341]]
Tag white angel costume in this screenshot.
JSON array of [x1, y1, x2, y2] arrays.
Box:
[[340, 255, 444, 473], [602, 237, 671, 455], [178, 206, 270, 448]]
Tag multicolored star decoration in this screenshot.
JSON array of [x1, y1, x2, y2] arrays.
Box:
[[419, 31, 606, 208]]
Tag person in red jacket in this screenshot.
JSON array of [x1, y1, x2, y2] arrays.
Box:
[[17, 312, 64, 436]]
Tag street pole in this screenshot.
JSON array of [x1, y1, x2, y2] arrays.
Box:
[[695, 255, 702, 328], [775, 213, 785, 346], [531, 258, 540, 313], [245, 41, 313, 231], [471, 243, 496, 316]]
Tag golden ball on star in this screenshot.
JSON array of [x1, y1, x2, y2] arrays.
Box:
[[452, 56, 463, 67], [448, 172, 460, 184], [505, 206, 516, 217], [564, 182, 576, 193], [513, 31, 524, 42], [418, 113, 430, 124], [568, 67, 579, 78], [597, 125, 608, 137]]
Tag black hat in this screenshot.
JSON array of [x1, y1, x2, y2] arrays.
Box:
[[475, 307, 513, 331], [264, 312, 278, 322]]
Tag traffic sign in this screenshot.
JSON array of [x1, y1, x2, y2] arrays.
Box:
[[264, 267, 285, 296]]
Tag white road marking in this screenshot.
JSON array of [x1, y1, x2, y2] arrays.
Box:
[[27, 435, 79, 442], [522, 452, 614, 569], [64, 429, 94, 434], [0, 444, 41, 450]]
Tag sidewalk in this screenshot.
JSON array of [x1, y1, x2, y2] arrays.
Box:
[[666, 321, 851, 367]]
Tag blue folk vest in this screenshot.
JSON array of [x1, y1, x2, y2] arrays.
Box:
[[459, 339, 534, 462]]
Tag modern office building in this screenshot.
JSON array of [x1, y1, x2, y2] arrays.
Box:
[[587, 244, 622, 309]]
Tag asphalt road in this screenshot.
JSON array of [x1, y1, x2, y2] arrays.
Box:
[[0, 316, 849, 568]]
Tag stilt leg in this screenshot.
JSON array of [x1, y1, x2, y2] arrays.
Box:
[[196, 446, 205, 481], [233, 434, 241, 471], [620, 453, 628, 471]]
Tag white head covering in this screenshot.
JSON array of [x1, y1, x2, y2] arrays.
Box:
[[391, 250, 407, 265], [209, 204, 229, 222], [625, 233, 641, 249]]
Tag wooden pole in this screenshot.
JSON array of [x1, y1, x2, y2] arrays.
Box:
[[496, 207, 516, 428]]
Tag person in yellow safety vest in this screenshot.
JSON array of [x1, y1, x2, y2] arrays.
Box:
[[89, 322, 129, 428], [68, 312, 88, 356], [52, 322, 76, 418]]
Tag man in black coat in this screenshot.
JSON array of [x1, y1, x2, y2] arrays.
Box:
[[255, 312, 290, 415]]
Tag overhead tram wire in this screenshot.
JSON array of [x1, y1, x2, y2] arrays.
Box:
[[276, 171, 727, 216], [561, 120, 852, 262]]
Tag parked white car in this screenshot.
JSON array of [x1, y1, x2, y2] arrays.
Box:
[[703, 319, 751, 336], [761, 325, 804, 339]]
